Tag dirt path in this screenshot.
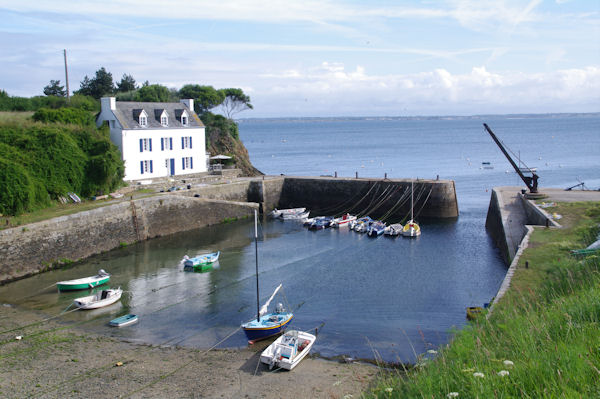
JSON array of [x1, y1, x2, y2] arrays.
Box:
[[0, 304, 377, 398]]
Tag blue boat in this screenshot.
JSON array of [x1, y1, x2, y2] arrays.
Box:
[[183, 251, 220, 267], [367, 221, 386, 237], [242, 211, 294, 343], [308, 216, 333, 230], [109, 314, 138, 327]]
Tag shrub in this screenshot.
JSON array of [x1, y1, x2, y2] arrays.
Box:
[[32, 107, 95, 126]]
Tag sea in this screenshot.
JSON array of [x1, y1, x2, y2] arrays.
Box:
[[1, 114, 598, 364]]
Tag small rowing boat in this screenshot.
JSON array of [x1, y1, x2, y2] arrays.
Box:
[[260, 330, 316, 370], [56, 269, 110, 291], [109, 314, 138, 327], [183, 251, 220, 267], [74, 288, 122, 310]]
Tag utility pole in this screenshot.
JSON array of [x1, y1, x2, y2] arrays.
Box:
[[63, 49, 70, 102]]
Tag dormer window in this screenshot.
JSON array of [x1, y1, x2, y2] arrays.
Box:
[[161, 115, 168, 126], [155, 109, 168, 127], [176, 109, 189, 126], [181, 116, 188, 126], [134, 109, 148, 127]]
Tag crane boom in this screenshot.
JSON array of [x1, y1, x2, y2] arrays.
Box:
[[483, 123, 539, 193]]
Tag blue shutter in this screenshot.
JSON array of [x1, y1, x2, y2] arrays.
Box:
[[181, 137, 184, 149], [182, 158, 185, 170], [140, 161, 144, 174], [190, 157, 193, 169], [161, 138, 164, 151], [139, 139, 143, 152], [149, 138, 152, 152], [170, 137, 173, 150], [150, 160, 153, 173], [189, 136, 192, 149]]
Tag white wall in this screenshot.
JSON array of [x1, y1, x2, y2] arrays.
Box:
[[122, 127, 207, 180]]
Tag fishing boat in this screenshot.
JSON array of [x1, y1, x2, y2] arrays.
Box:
[[260, 330, 316, 370], [354, 219, 373, 233], [109, 314, 138, 327], [402, 181, 421, 237], [308, 216, 333, 230], [384, 223, 403, 236], [242, 211, 294, 343], [269, 208, 306, 218], [74, 288, 122, 310], [350, 216, 372, 232], [280, 211, 310, 220], [330, 213, 356, 228], [183, 251, 220, 267], [367, 221, 386, 237], [56, 269, 110, 291]]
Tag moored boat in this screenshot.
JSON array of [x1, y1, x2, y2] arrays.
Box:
[[109, 314, 138, 327], [56, 269, 110, 291], [308, 216, 333, 230], [270, 208, 306, 218], [350, 216, 372, 232], [260, 330, 316, 370], [183, 251, 220, 267], [367, 221, 386, 237], [74, 288, 122, 310], [402, 181, 421, 237], [331, 213, 356, 228], [280, 211, 310, 220], [384, 223, 403, 236]]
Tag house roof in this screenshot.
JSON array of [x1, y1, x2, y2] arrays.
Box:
[[113, 101, 204, 129]]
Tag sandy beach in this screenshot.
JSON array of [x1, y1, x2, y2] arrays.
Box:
[[0, 303, 377, 398]]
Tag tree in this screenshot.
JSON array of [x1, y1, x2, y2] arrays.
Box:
[[75, 67, 114, 99], [43, 80, 66, 97], [219, 88, 253, 119], [133, 84, 170, 102], [116, 74, 137, 93], [178, 84, 225, 114]]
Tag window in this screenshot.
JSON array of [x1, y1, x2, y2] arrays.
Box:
[[139, 138, 152, 152], [181, 157, 193, 170], [140, 160, 153, 174], [109, 120, 115, 128], [181, 136, 193, 149], [161, 137, 173, 151], [181, 116, 188, 126], [161, 115, 168, 127], [140, 115, 147, 127]]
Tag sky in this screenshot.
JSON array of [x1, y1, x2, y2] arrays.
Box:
[[0, 0, 599, 118]]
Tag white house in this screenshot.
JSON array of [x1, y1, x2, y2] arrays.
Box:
[[96, 97, 207, 181]]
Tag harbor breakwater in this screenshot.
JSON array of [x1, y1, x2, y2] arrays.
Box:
[[0, 176, 458, 283]]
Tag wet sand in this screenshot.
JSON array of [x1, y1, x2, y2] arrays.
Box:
[[0, 304, 377, 398]]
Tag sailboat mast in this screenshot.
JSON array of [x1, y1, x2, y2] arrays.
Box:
[[254, 210, 260, 323], [410, 180, 414, 220]]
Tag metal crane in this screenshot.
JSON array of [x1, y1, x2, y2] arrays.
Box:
[[483, 123, 539, 194]]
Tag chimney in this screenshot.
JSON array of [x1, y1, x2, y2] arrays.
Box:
[[101, 97, 116, 111], [180, 98, 194, 112]]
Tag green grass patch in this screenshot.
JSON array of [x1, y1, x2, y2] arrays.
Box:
[[367, 201, 600, 398]]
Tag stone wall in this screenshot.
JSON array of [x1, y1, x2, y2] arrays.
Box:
[[0, 196, 256, 283]]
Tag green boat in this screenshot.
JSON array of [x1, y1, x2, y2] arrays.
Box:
[[56, 269, 111, 291]]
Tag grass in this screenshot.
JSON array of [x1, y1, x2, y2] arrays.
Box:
[[367, 201, 600, 398]]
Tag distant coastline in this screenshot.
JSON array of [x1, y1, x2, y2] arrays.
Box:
[[238, 112, 600, 124]]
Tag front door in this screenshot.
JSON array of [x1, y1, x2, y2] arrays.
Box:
[[169, 158, 175, 175]]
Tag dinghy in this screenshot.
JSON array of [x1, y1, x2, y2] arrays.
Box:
[[74, 288, 122, 310], [260, 330, 316, 370], [183, 251, 220, 267], [269, 208, 306, 218], [109, 314, 138, 327], [367, 221, 386, 237], [384, 223, 403, 236], [56, 269, 110, 291], [280, 211, 310, 220]]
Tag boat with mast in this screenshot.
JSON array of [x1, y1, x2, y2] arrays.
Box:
[[241, 210, 294, 343], [402, 180, 421, 237]]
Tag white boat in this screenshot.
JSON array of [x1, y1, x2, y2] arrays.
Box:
[[330, 213, 356, 228], [182, 251, 220, 267], [384, 223, 403, 236], [402, 181, 421, 237], [74, 288, 122, 310], [260, 330, 316, 370], [109, 314, 138, 327], [269, 208, 306, 218], [280, 211, 310, 220]]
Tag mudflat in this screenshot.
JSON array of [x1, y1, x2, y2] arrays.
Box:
[[0, 304, 376, 398]]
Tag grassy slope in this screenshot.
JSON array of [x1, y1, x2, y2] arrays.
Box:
[[368, 202, 600, 398]]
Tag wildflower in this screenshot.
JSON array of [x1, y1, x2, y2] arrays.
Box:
[[385, 387, 393, 393], [503, 360, 514, 367], [15, 335, 22, 340], [427, 349, 438, 354], [447, 393, 459, 398], [473, 372, 485, 378], [497, 370, 510, 377], [461, 367, 475, 373]]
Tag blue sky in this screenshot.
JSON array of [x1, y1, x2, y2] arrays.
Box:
[[1, 0, 598, 117]]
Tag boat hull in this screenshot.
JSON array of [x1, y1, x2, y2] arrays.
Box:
[[260, 330, 316, 370], [74, 289, 122, 310], [242, 313, 294, 343], [109, 314, 138, 327], [57, 276, 110, 291]]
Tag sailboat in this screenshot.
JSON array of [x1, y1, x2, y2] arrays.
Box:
[[402, 180, 421, 237], [241, 210, 294, 343]]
